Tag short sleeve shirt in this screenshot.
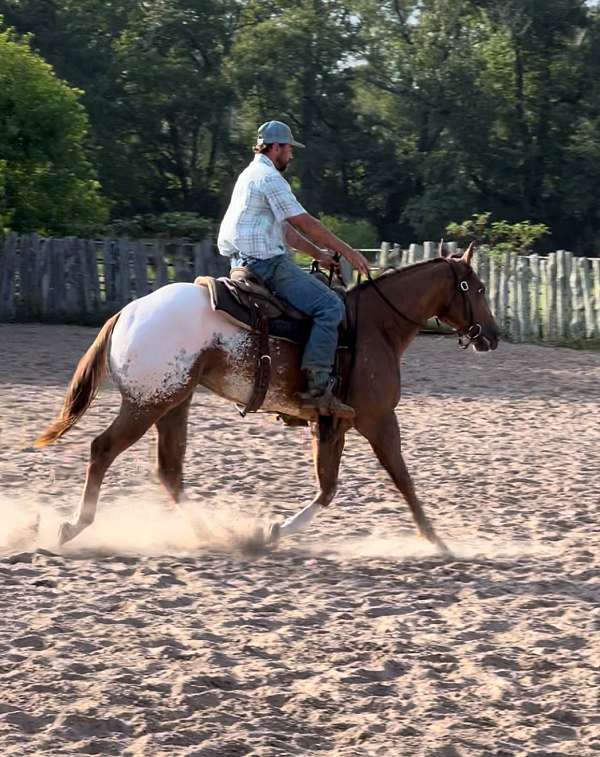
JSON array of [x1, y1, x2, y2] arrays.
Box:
[[217, 154, 306, 260]]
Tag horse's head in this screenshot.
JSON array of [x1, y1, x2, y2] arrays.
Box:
[[438, 242, 499, 352]]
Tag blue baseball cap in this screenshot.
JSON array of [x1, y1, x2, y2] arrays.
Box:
[[257, 120, 305, 148]]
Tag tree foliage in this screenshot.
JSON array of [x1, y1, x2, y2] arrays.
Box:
[[446, 212, 549, 254], [0, 24, 108, 234], [2, 0, 600, 252]]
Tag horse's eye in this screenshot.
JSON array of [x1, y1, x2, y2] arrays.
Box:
[[478, 287, 485, 294]]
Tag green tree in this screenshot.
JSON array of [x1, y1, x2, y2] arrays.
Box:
[[0, 25, 108, 234], [230, 0, 379, 220], [110, 0, 243, 216], [354, 0, 597, 248], [446, 212, 548, 254]]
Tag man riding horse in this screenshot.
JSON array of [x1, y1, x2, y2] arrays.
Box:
[[217, 120, 370, 419]]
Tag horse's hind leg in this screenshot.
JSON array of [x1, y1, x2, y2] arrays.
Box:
[[357, 411, 451, 556], [59, 401, 160, 546], [155, 392, 193, 503], [273, 417, 347, 540]]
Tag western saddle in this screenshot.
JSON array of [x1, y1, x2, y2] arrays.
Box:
[[194, 265, 349, 419]]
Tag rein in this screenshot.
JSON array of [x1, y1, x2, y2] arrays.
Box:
[[352, 258, 483, 351], [365, 270, 424, 328]]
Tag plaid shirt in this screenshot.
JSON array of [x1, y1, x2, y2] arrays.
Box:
[[217, 154, 306, 260]]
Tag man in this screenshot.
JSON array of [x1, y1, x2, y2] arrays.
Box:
[[218, 120, 370, 418]]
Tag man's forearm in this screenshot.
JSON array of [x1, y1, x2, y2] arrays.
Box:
[[287, 213, 354, 259], [284, 223, 322, 258]]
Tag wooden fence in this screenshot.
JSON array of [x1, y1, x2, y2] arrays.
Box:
[[0, 233, 228, 323], [377, 241, 600, 344], [1, 233, 599, 343]]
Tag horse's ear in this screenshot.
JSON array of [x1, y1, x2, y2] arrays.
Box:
[[462, 241, 475, 265], [438, 239, 448, 257]]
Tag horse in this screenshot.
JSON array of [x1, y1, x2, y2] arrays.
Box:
[[35, 242, 499, 554]]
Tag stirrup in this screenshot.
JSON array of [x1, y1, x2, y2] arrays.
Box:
[[277, 413, 309, 427], [297, 385, 355, 419]]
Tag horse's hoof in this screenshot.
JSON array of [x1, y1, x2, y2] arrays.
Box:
[[58, 522, 74, 546], [421, 525, 452, 558], [432, 536, 452, 558], [266, 522, 281, 546], [438, 544, 453, 558]]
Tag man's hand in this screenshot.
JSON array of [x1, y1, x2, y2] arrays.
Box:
[[344, 248, 370, 276], [288, 213, 371, 277], [314, 250, 341, 272]]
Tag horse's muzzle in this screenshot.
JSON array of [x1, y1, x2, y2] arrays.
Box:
[[473, 332, 499, 352]]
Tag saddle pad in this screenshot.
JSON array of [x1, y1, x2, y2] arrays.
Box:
[[195, 276, 312, 344]]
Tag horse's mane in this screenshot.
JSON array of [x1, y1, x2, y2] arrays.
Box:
[[348, 256, 449, 292]]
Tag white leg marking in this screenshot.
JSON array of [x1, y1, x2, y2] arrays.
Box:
[[279, 502, 323, 538]]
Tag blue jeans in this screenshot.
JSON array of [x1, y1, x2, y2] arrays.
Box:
[[231, 254, 345, 373]]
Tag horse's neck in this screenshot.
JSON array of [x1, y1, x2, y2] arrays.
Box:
[[357, 261, 451, 348]]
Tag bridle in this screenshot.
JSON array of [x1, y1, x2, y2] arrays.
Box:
[[356, 258, 484, 350], [335, 255, 485, 403], [437, 258, 484, 350]]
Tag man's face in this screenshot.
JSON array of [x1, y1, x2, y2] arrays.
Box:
[[271, 143, 294, 173]]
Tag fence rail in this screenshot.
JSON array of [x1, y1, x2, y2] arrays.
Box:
[[1, 233, 599, 343]]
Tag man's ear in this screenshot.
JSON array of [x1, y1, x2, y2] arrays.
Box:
[[461, 241, 475, 265]]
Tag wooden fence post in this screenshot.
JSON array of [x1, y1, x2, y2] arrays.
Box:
[[133, 240, 150, 299], [538, 257, 547, 340], [555, 250, 572, 339], [515, 256, 530, 341], [0, 232, 17, 320], [592, 258, 600, 337], [487, 254, 499, 321], [528, 254, 541, 340], [391, 243, 402, 266], [101, 240, 114, 306], [64, 237, 82, 317], [544, 253, 557, 341], [477, 252, 490, 292], [151, 239, 169, 290], [498, 252, 510, 337], [63, 237, 81, 317], [379, 241, 391, 269], [28, 233, 43, 319], [173, 242, 193, 282], [84, 240, 101, 313], [194, 239, 210, 277], [17, 234, 31, 319], [117, 238, 131, 306], [577, 257, 595, 339], [506, 252, 518, 340], [48, 239, 67, 318], [407, 244, 420, 266], [423, 241, 435, 261], [569, 254, 586, 339]]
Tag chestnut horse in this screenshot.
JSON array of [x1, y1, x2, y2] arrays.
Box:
[[35, 244, 499, 553]]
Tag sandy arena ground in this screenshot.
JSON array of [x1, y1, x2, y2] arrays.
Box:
[[0, 323, 599, 756]]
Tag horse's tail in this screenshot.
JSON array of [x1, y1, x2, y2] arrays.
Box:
[[35, 312, 121, 448]]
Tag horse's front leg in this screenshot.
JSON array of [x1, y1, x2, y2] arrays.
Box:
[[269, 417, 347, 541], [356, 411, 451, 556]]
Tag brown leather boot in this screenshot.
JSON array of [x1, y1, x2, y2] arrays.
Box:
[[297, 372, 355, 419]]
